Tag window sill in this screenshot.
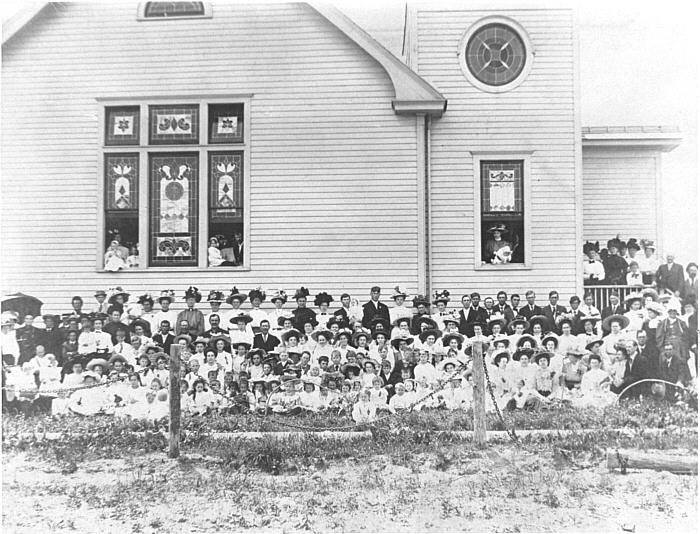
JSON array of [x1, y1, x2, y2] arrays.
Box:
[[474, 263, 532, 271], [98, 266, 251, 273]]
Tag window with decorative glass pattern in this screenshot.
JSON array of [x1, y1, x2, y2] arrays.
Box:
[[480, 160, 525, 265], [101, 100, 246, 270], [144, 2, 206, 18]]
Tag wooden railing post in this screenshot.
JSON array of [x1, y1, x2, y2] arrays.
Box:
[[472, 339, 487, 448], [168, 344, 181, 459]]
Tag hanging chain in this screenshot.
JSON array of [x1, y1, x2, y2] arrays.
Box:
[[481, 356, 518, 443]]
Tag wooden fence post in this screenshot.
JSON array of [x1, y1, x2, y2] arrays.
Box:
[[168, 344, 181, 458], [472, 339, 487, 448]]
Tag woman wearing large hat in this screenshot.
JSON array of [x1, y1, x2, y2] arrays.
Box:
[[290, 287, 317, 333], [623, 292, 645, 333], [225, 286, 247, 306], [229, 312, 254, 348], [484, 224, 516, 265], [176, 287, 205, 337], [441, 332, 465, 352], [108, 287, 130, 306], [389, 285, 412, 325], [267, 289, 288, 331], [600, 314, 630, 363]]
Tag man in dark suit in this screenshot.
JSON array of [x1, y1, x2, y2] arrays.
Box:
[[458, 293, 488, 336], [494, 291, 515, 323], [542, 290, 567, 331], [203, 314, 228, 339], [636, 329, 659, 376], [657, 343, 692, 400], [655, 254, 685, 295], [681, 262, 698, 305], [40, 314, 64, 357], [15, 314, 44, 365], [517, 290, 542, 321], [152, 320, 176, 354], [232, 231, 244, 265], [253, 320, 280, 353], [361, 286, 390, 329], [611, 340, 654, 398], [601, 291, 625, 322]]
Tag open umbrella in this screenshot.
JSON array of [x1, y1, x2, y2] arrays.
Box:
[[1, 293, 43, 319]]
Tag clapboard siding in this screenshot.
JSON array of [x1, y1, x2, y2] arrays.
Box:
[[582, 148, 658, 244], [416, 7, 578, 298], [1, 3, 420, 313]]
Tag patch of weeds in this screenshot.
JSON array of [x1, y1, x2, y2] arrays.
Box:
[[541, 488, 561, 508], [440, 497, 461, 518], [432, 450, 454, 471]]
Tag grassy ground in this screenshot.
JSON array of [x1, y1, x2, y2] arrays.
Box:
[[2, 399, 698, 533]]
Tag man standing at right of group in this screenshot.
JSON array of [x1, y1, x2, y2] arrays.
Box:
[[656, 253, 685, 296]]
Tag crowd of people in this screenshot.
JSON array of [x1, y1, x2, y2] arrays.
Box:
[[1, 276, 697, 423], [582, 236, 697, 296]]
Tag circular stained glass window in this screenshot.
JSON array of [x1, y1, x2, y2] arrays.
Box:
[[465, 23, 527, 87]]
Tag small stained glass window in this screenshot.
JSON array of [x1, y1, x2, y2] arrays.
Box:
[[466, 23, 526, 87], [105, 106, 139, 146], [149, 104, 199, 145], [144, 2, 205, 18], [209, 104, 244, 144]]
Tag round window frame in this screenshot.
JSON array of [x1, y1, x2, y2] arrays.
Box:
[[458, 16, 534, 94]]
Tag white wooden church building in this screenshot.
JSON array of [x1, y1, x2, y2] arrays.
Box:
[[1, 2, 680, 312]]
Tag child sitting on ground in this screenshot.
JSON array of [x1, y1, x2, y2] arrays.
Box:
[[352, 389, 377, 424]]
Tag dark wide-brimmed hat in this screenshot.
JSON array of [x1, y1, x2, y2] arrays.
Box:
[[601, 314, 630, 332], [528, 315, 548, 330], [207, 290, 225, 303], [230, 312, 253, 325], [108, 286, 130, 304], [512, 348, 534, 362], [441, 333, 465, 347], [412, 294, 430, 308], [418, 328, 442, 343], [487, 224, 508, 234], [516, 334, 538, 348], [281, 329, 302, 343], [391, 336, 414, 350], [508, 318, 530, 333], [248, 287, 266, 302], [183, 286, 202, 303], [311, 329, 334, 342], [492, 350, 510, 366], [226, 287, 247, 304], [534, 351, 554, 365], [314, 292, 334, 307], [293, 287, 310, 301], [585, 339, 604, 352], [277, 314, 295, 327], [137, 293, 154, 305], [432, 290, 451, 305]]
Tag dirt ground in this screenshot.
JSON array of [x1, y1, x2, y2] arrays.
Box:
[[2, 443, 697, 534]]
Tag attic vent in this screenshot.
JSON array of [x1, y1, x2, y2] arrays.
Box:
[[144, 2, 206, 18]]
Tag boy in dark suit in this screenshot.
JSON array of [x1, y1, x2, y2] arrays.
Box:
[[152, 320, 175, 354], [601, 291, 625, 322]]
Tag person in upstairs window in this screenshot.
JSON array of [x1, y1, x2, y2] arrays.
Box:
[[208, 237, 236, 267], [483, 224, 517, 264]]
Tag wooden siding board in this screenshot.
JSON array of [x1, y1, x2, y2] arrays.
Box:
[[417, 7, 578, 297], [1, 3, 421, 313], [582, 148, 658, 244]]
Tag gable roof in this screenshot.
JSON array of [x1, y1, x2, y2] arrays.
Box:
[[2, 2, 447, 117]]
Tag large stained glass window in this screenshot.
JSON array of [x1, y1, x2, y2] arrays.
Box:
[[149, 153, 198, 266], [104, 154, 139, 268], [480, 160, 525, 264]]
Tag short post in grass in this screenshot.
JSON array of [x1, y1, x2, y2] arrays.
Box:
[[471, 339, 487, 447], [169, 344, 181, 458]]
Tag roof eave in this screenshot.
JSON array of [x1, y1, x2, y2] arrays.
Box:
[[582, 134, 682, 153], [2, 2, 49, 45], [309, 2, 446, 117]]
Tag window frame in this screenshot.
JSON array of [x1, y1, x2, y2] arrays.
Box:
[[137, 2, 212, 21], [457, 16, 534, 94], [471, 151, 533, 271], [96, 95, 251, 272]]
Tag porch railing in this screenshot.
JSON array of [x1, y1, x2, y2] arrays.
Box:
[[584, 284, 653, 310]]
